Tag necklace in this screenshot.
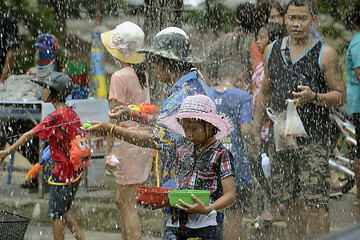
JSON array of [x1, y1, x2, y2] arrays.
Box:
[[289, 35, 311, 60]]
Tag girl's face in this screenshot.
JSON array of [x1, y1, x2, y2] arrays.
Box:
[[256, 27, 270, 54], [151, 55, 170, 83], [269, 7, 284, 25], [41, 85, 52, 102], [179, 118, 209, 146]]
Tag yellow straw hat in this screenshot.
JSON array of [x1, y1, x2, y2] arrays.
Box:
[[101, 22, 145, 64]]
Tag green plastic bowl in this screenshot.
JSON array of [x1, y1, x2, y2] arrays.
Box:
[[168, 190, 210, 207]]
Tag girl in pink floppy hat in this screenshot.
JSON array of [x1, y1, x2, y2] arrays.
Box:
[[160, 94, 236, 239]]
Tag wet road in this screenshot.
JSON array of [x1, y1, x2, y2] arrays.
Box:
[[1, 169, 360, 240]]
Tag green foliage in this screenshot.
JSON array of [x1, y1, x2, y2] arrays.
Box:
[[318, 0, 357, 21], [320, 25, 343, 39], [183, 1, 235, 34], [337, 40, 350, 56]]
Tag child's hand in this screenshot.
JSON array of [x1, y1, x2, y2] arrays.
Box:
[[176, 194, 211, 215], [104, 155, 117, 175], [81, 121, 112, 137], [0, 150, 9, 162], [108, 106, 132, 122]]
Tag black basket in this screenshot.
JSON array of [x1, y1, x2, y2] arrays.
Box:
[[0, 210, 31, 240]]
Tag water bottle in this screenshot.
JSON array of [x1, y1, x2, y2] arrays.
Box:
[[261, 153, 271, 178]]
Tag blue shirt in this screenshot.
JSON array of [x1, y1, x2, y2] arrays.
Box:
[[346, 32, 360, 114], [210, 87, 254, 188]]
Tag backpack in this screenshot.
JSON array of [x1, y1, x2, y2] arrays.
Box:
[[49, 114, 91, 171]]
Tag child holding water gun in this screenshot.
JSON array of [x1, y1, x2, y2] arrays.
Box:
[[0, 72, 87, 240]]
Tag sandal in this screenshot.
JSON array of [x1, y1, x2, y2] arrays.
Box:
[[249, 217, 285, 230]]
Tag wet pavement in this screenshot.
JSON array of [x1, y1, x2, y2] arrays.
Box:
[[1, 157, 360, 240]]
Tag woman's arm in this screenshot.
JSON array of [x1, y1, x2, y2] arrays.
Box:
[[84, 121, 157, 149], [104, 99, 121, 173]]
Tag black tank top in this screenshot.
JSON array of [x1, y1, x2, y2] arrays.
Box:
[[267, 37, 329, 147]]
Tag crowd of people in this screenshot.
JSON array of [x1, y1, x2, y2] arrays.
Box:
[[0, 0, 359, 240]]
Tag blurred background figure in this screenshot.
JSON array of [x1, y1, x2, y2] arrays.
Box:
[[206, 2, 257, 91], [0, 8, 20, 89], [343, 2, 360, 206]]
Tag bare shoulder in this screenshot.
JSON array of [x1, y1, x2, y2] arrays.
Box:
[[320, 44, 340, 66], [263, 43, 273, 64]]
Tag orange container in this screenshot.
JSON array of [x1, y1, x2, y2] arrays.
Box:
[[137, 186, 173, 207]]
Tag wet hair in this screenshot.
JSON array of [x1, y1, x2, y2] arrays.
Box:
[[131, 62, 147, 89], [256, 0, 271, 27], [236, 3, 257, 32], [286, 0, 317, 16], [177, 118, 219, 139], [160, 56, 194, 73], [271, 2, 285, 19], [199, 120, 219, 139], [262, 22, 285, 42], [49, 86, 67, 102], [343, 2, 360, 30]]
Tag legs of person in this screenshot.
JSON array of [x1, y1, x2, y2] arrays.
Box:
[[224, 208, 242, 240], [251, 140, 284, 223], [353, 113, 360, 202], [51, 212, 85, 240], [285, 201, 329, 240], [63, 211, 85, 240], [224, 187, 251, 239], [296, 144, 330, 239], [307, 205, 330, 239], [114, 183, 142, 240], [52, 217, 65, 240], [285, 200, 308, 240], [48, 176, 83, 240]]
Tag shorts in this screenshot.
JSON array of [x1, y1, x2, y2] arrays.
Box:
[[269, 144, 330, 209], [165, 226, 217, 240], [352, 113, 360, 159], [227, 186, 252, 211], [47, 174, 80, 218]]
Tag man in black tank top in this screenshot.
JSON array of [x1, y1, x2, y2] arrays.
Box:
[[250, 0, 346, 239]]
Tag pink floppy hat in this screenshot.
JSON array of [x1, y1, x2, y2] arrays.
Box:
[[161, 94, 231, 140]]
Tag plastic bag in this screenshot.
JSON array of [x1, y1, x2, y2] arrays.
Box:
[[267, 108, 297, 151], [284, 100, 307, 137]]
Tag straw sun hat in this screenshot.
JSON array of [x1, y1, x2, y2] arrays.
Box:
[[161, 94, 231, 140], [101, 21, 145, 64]]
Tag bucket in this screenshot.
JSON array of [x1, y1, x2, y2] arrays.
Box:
[[137, 186, 173, 207], [168, 190, 210, 207]]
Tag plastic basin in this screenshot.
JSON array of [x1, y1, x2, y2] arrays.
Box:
[[137, 186, 173, 207], [168, 190, 210, 207]]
